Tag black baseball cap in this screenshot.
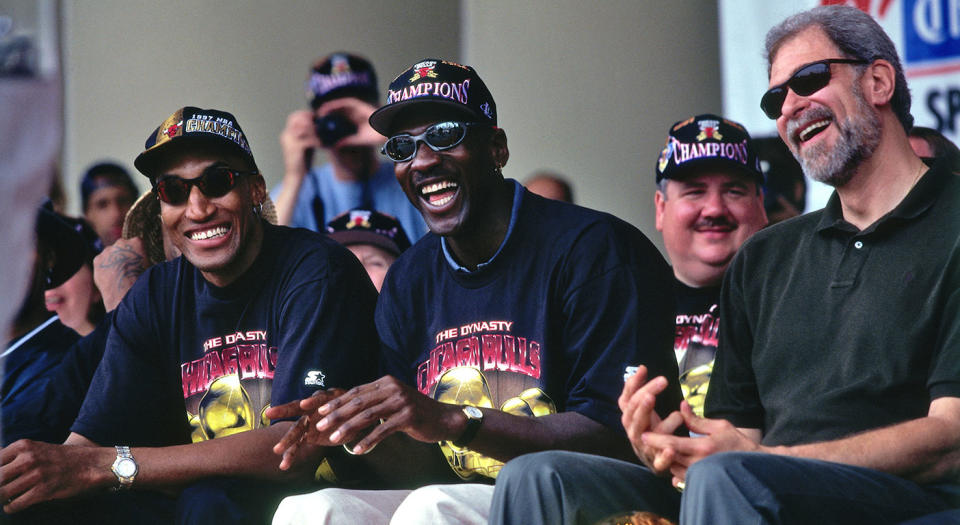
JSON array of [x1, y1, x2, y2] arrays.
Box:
[[326, 209, 411, 257], [36, 205, 89, 290], [307, 52, 379, 108], [655, 114, 764, 185], [369, 58, 497, 135], [134, 107, 258, 178]]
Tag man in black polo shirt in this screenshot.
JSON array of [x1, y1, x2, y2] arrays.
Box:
[[629, 6, 960, 524], [492, 5, 960, 525]]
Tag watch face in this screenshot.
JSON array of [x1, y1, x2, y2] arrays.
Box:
[[115, 458, 137, 478], [464, 405, 483, 419]]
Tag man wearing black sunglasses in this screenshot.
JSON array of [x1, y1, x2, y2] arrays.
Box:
[[0, 107, 380, 523], [268, 59, 681, 524], [609, 6, 960, 525]]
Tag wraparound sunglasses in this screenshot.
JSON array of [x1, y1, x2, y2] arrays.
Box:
[[760, 58, 867, 119], [153, 167, 257, 205], [381, 121, 485, 162]]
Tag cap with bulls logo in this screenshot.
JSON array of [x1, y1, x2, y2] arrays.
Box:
[[369, 58, 496, 135], [134, 107, 258, 178], [326, 209, 411, 257], [655, 113, 764, 185]]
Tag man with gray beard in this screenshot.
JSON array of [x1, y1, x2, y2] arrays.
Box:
[[487, 5, 960, 525], [634, 5, 960, 524]]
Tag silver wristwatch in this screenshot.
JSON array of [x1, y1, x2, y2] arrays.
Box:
[[110, 445, 138, 490]]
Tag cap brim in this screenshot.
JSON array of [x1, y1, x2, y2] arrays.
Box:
[[134, 134, 257, 178], [660, 157, 764, 185], [369, 97, 480, 135]]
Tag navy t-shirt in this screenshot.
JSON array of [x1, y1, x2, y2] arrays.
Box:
[[72, 223, 379, 446], [375, 187, 680, 479], [2, 317, 80, 445]]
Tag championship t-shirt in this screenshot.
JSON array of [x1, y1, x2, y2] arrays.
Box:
[[72, 223, 379, 446], [376, 184, 680, 480]]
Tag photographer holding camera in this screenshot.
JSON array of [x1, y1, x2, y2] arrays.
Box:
[[273, 53, 427, 240]]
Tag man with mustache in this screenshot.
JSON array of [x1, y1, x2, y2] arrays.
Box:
[[492, 6, 960, 525], [652, 114, 768, 418], [636, 5, 960, 524], [488, 115, 768, 524]]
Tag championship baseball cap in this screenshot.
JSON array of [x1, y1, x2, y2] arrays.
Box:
[[134, 107, 258, 178], [326, 209, 411, 257], [307, 52, 379, 109], [368, 58, 497, 135], [655, 114, 764, 185]]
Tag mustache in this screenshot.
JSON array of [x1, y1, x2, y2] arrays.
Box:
[[694, 217, 736, 230], [785, 105, 834, 139]]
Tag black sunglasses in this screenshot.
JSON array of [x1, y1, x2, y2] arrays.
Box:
[[153, 167, 256, 205], [760, 58, 868, 119], [381, 121, 485, 162]]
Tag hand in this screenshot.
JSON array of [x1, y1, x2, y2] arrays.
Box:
[[640, 401, 762, 485], [266, 388, 345, 470], [314, 98, 384, 149], [0, 440, 108, 513], [618, 365, 684, 473], [314, 376, 462, 455], [93, 237, 149, 311], [280, 109, 322, 181]]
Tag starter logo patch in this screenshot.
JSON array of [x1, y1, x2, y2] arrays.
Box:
[[304, 370, 326, 387]]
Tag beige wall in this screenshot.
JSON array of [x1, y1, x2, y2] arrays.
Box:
[[62, 1, 722, 251], [61, 0, 460, 213], [462, 1, 721, 248]]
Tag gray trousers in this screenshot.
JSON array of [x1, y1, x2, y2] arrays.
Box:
[[489, 450, 958, 525], [488, 450, 680, 525]]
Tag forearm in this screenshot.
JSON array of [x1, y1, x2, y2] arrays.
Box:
[[467, 410, 635, 463], [272, 175, 305, 226], [769, 400, 960, 483], [771, 417, 960, 483], [71, 423, 317, 492]]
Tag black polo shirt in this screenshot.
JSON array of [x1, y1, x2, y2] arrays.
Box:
[[705, 160, 960, 447]]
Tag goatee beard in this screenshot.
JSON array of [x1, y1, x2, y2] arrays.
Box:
[[787, 85, 881, 188]]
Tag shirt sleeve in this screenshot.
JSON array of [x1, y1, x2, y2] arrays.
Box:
[[556, 221, 681, 432], [269, 243, 380, 409], [70, 269, 190, 446], [703, 249, 764, 430], [928, 240, 960, 400]]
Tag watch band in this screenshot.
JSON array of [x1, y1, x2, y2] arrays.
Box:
[[452, 405, 483, 448]]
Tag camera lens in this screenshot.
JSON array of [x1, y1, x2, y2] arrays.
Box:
[[314, 112, 358, 147]]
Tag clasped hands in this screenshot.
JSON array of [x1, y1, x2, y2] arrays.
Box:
[[264, 375, 462, 470], [619, 365, 763, 489]]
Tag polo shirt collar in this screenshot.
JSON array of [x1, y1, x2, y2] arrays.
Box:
[[441, 179, 523, 273], [816, 158, 950, 235]]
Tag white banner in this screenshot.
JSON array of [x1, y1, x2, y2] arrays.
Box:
[[719, 0, 960, 211]]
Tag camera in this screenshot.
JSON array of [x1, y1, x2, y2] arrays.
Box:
[[314, 112, 357, 147]]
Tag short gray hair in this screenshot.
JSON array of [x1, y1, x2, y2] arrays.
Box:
[[765, 5, 913, 131]]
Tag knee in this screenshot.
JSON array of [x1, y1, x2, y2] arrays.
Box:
[[686, 452, 766, 489], [272, 489, 342, 525], [499, 450, 593, 488]]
